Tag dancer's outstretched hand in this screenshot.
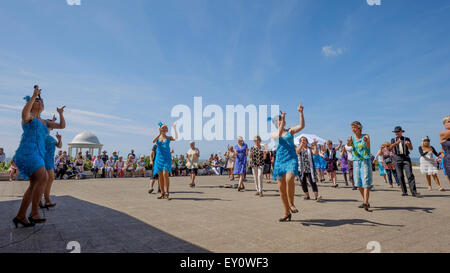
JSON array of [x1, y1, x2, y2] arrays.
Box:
[[363, 135, 369, 143], [297, 102, 304, 113], [33, 88, 41, 98], [57, 106, 66, 114], [347, 136, 352, 146]]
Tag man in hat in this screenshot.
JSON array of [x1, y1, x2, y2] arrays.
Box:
[[389, 126, 420, 197], [100, 150, 109, 178]]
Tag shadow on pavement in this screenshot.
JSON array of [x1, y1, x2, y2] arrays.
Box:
[[319, 199, 359, 203], [170, 197, 229, 201], [299, 218, 404, 227], [0, 195, 209, 253], [371, 206, 435, 213]]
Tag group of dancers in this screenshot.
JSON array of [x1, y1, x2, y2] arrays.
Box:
[[10, 86, 450, 227], [12, 86, 66, 228]]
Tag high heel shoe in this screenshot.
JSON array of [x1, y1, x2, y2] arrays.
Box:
[[164, 193, 170, 200], [289, 206, 299, 213], [157, 193, 165, 199], [279, 214, 292, 222], [28, 216, 46, 224], [39, 203, 49, 210], [13, 217, 35, 228], [45, 203, 56, 208]]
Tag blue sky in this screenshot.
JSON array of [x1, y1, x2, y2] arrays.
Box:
[[1, 0, 449, 159]]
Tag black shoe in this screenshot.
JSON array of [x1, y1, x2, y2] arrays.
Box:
[[358, 203, 370, 208], [402, 193, 408, 196], [28, 216, 46, 224], [289, 206, 299, 213], [39, 202, 49, 210], [363, 203, 372, 212], [148, 188, 154, 194], [13, 217, 35, 228], [352, 187, 357, 190], [303, 196, 310, 200], [279, 214, 292, 222]]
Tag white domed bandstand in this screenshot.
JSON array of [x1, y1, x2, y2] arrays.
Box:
[[67, 131, 103, 157]]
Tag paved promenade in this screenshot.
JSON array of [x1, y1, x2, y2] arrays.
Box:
[[0, 170, 449, 253]]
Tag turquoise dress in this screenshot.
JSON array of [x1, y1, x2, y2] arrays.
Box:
[[153, 138, 172, 175], [13, 118, 48, 179], [272, 131, 299, 180], [45, 134, 57, 171]]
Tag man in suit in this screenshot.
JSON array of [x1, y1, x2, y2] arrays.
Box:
[[389, 126, 420, 197]]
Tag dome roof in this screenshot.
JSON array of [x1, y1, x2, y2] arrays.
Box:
[[70, 131, 101, 145]]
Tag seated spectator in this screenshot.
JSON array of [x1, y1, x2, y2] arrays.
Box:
[[0, 148, 5, 163], [9, 160, 19, 182], [178, 155, 187, 176], [55, 155, 68, 180], [115, 156, 125, 178], [136, 156, 147, 177], [54, 150, 63, 163], [128, 149, 136, 161], [85, 150, 92, 161], [171, 158, 178, 176], [62, 151, 69, 162], [92, 155, 104, 179], [125, 155, 136, 177], [105, 156, 115, 178], [74, 155, 84, 180], [212, 157, 223, 175], [101, 150, 109, 178]]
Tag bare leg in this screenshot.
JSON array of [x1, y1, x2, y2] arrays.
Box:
[[382, 174, 387, 183], [17, 167, 48, 220], [432, 174, 441, 188], [277, 177, 290, 217], [364, 188, 371, 205], [426, 175, 432, 189], [163, 171, 170, 194], [286, 173, 296, 210], [44, 170, 55, 204], [158, 172, 165, 195]]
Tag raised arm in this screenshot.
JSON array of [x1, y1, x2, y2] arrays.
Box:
[[363, 134, 371, 149], [152, 128, 162, 143], [169, 124, 178, 141], [22, 88, 40, 123], [289, 103, 305, 135], [334, 140, 343, 152], [47, 106, 66, 129], [440, 130, 450, 143], [55, 132, 63, 149]]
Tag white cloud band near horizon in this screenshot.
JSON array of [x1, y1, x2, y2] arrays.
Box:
[[322, 45, 344, 57]]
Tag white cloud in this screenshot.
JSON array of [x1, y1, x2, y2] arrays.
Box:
[[66, 0, 81, 6], [322, 45, 344, 57], [0, 104, 156, 137]]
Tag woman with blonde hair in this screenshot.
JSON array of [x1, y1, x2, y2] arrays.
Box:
[[250, 135, 266, 197], [271, 103, 305, 221], [347, 121, 372, 211], [380, 141, 400, 187], [233, 136, 249, 191], [186, 141, 200, 187], [153, 122, 178, 199], [419, 137, 443, 191], [440, 115, 450, 183], [225, 146, 236, 181], [372, 144, 388, 184]]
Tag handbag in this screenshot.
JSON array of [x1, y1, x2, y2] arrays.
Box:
[[384, 156, 392, 164]]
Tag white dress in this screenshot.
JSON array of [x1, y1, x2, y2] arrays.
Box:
[[419, 150, 439, 175], [186, 148, 199, 169]]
